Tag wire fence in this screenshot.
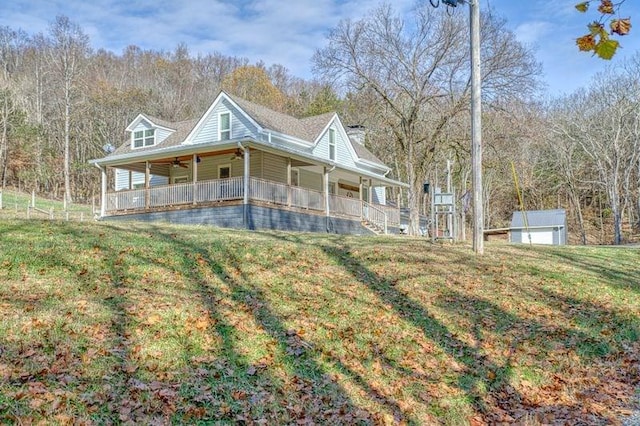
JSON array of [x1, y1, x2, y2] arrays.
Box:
[[0, 189, 96, 222]]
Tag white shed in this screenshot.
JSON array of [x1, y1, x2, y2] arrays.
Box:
[[510, 209, 567, 245]]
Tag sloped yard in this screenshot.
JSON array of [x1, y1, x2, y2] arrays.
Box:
[[0, 219, 638, 424]]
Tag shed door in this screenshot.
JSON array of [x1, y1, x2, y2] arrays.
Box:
[[528, 229, 553, 245]]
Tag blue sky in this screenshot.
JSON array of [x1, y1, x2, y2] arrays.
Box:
[[2, 0, 639, 96]]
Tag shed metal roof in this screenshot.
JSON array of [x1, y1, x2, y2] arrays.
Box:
[[511, 209, 566, 229]]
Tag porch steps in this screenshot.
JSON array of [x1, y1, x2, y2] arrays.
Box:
[[361, 219, 385, 235]]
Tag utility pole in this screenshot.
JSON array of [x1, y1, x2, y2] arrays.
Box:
[[469, 0, 484, 254], [432, 0, 483, 254]]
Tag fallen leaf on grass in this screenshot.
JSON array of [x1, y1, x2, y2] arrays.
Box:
[[145, 314, 162, 326]]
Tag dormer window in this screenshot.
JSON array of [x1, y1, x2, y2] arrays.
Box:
[[329, 128, 336, 161], [219, 112, 231, 141], [133, 129, 155, 148]]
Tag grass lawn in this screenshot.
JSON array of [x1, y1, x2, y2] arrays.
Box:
[[0, 219, 638, 424], [0, 188, 93, 220]]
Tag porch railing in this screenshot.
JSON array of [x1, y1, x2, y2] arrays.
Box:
[[290, 185, 324, 211], [380, 204, 400, 227], [363, 201, 387, 234], [196, 177, 243, 202], [329, 194, 362, 218], [249, 177, 289, 205], [105, 177, 399, 234], [149, 182, 193, 207], [106, 188, 145, 211]]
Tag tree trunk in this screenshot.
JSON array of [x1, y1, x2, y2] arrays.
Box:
[[64, 81, 72, 205], [569, 191, 587, 245], [0, 95, 8, 189]]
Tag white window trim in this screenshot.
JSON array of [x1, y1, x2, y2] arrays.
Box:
[[218, 163, 231, 179], [132, 128, 156, 149], [218, 112, 232, 141], [328, 128, 336, 161]]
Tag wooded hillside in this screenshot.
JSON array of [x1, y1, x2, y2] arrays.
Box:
[[0, 6, 638, 244]]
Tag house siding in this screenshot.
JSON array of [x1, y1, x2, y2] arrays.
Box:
[[262, 152, 287, 183], [190, 98, 258, 145], [312, 122, 356, 168], [299, 169, 322, 191], [372, 187, 386, 205], [156, 127, 173, 144], [115, 169, 168, 190]]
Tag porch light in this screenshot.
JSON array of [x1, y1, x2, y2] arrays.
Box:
[[441, 0, 460, 6]]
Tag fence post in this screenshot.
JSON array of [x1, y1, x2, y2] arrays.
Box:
[[80, 212, 84, 222], [0, 190, 3, 209], [65, 211, 69, 221], [49, 207, 54, 220], [31, 190, 35, 208]]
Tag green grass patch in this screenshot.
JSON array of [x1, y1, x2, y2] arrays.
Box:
[[0, 219, 638, 424]]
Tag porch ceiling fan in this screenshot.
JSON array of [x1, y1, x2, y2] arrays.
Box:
[[230, 148, 244, 160], [157, 157, 189, 168]]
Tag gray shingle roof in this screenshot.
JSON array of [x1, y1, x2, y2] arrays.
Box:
[[108, 92, 386, 169], [111, 118, 198, 156], [349, 139, 386, 167], [226, 93, 334, 143], [142, 114, 177, 130]]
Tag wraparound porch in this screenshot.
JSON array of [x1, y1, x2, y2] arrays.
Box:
[[105, 176, 400, 234]]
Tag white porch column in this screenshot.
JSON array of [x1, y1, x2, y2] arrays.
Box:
[[243, 148, 250, 205], [192, 154, 198, 205], [100, 166, 107, 217], [368, 179, 373, 203], [359, 177, 364, 218], [144, 161, 150, 209], [286, 157, 292, 206], [323, 167, 330, 217]]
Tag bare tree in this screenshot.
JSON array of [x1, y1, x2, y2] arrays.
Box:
[[47, 16, 90, 205], [550, 67, 640, 244], [0, 26, 27, 189], [313, 4, 539, 234]]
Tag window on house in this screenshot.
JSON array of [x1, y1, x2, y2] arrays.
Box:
[[133, 129, 155, 148], [172, 175, 189, 184], [219, 112, 231, 141], [218, 165, 231, 179], [329, 128, 336, 161]]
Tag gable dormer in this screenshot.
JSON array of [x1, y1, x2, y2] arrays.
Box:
[[312, 116, 358, 168], [126, 114, 176, 150], [184, 92, 260, 145]]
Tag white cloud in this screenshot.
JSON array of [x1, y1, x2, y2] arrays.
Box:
[[8, 0, 633, 95], [514, 21, 552, 45]]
